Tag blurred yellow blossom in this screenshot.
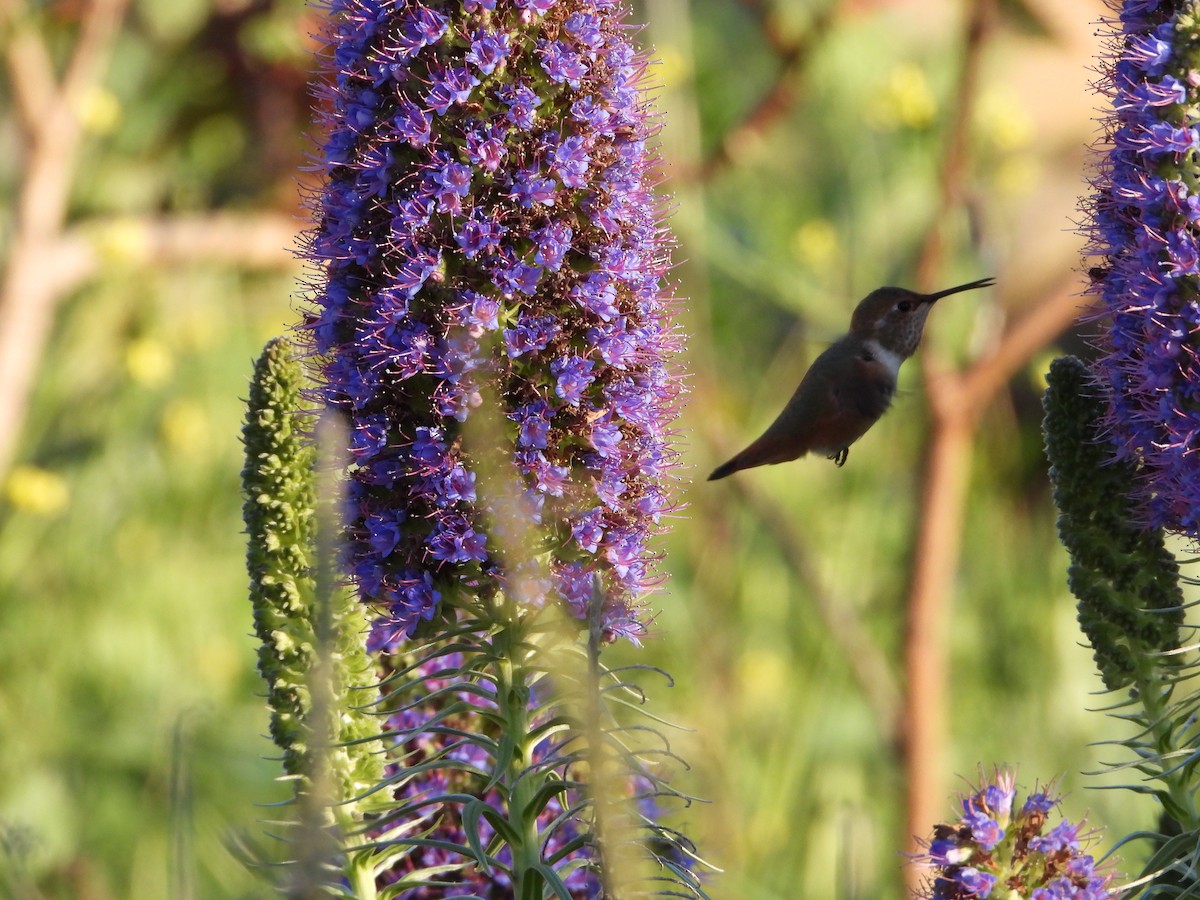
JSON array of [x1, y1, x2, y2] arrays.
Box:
[[160, 399, 211, 457], [977, 89, 1038, 195], [738, 646, 792, 713], [792, 218, 844, 271], [977, 89, 1035, 152], [649, 44, 689, 87], [93, 216, 150, 265], [867, 63, 937, 131], [76, 85, 121, 135], [124, 337, 174, 387], [5, 465, 69, 517]]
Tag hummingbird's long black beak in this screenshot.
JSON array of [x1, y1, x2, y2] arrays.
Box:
[[923, 277, 995, 304]]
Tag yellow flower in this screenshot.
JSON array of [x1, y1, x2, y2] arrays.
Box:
[[125, 338, 174, 387], [160, 399, 211, 457], [867, 63, 936, 131], [791, 218, 843, 271], [5, 465, 69, 517]]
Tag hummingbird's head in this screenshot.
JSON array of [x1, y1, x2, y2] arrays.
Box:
[[848, 278, 995, 357]]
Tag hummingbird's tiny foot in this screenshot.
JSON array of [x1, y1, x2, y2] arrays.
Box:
[[830, 448, 849, 467]]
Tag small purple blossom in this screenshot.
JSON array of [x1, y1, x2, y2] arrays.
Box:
[[962, 810, 1004, 851], [590, 420, 622, 457], [491, 249, 543, 297], [498, 81, 541, 129], [366, 510, 405, 557], [565, 12, 605, 52], [552, 134, 592, 187], [368, 571, 441, 649], [466, 29, 510, 75], [428, 513, 488, 564], [511, 399, 554, 449], [441, 464, 477, 504], [1021, 792, 1056, 816], [425, 63, 479, 115], [572, 508, 606, 553], [573, 272, 621, 321], [572, 95, 611, 129], [435, 160, 472, 200], [540, 39, 588, 88], [454, 216, 506, 259], [391, 96, 432, 146], [590, 318, 638, 368], [551, 355, 596, 405], [1030, 820, 1082, 855], [395, 5, 448, 55], [532, 221, 573, 271], [503, 314, 559, 358], [463, 292, 500, 333], [508, 166, 558, 207], [955, 868, 996, 896], [465, 124, 508, 171], [518, 0, 557, 15], [351, 414, 391, 460]]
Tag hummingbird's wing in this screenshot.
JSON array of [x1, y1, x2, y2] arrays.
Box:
[[806, 353, 896, 456]]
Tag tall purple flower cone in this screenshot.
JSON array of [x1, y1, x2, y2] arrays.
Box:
[[302, 0, 684, 642], [1084, 1, 1200, 537]]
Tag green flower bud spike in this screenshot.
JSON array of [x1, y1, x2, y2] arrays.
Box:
[[241, 336, 384, 824], [1042, 355, 1183, 691]]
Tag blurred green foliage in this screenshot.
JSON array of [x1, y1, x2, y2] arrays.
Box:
[[0, 0, 1180, 898]]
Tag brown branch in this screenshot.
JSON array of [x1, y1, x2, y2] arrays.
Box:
[[49, 213, 303, 298], [687, 3, 836, 182], [901, 0, 999, 890], [1, 3, 57, 130], [62, 0, 128, 103], [914, 0, 991, 291]]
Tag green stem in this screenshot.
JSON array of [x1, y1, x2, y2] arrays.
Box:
[[340, 833, 379, 900], [490, 595, 545, 896], [1140, 673, 1200, 830]]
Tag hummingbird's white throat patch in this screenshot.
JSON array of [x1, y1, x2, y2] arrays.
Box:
[[864, 340, 904, 381]]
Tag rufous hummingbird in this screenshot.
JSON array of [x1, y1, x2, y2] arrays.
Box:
[[708, 277, 994, 481]]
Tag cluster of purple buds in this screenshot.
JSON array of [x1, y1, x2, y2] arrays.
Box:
[[915, 771, 1115, 899], [1084, 1, 1200, 536], [304, 0, 683, 643]]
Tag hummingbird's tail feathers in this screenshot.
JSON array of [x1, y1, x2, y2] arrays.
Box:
[[707, 434, 807, 481], [707, 457, 741, 481]]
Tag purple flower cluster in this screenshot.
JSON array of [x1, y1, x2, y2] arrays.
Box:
[[915, 772, 1115, 899], [1084, 1, 1200, 536], [303, 0, 683, 639]]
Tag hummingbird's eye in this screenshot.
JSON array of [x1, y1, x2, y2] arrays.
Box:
[[896, 300, 915, 313]]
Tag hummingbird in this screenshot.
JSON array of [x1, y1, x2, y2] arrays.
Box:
[[708, 277, 994, 481]]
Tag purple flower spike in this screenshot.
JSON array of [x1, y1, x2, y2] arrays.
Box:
[[1083, 4, 1200, 537], [303, 0, 684, 639]]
